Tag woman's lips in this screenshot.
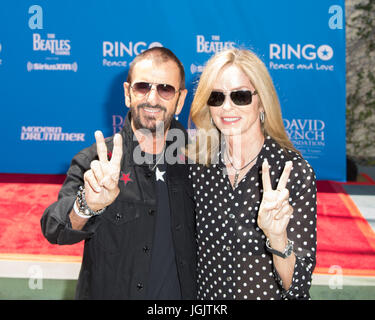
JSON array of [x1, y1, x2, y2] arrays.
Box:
[[221, 117, 241, 124]]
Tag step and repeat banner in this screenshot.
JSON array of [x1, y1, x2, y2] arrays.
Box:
[[0, 0, 346, 180]]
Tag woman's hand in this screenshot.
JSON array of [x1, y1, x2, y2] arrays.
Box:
[[257, 159, 293, 240]]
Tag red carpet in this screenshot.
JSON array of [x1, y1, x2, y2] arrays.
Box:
[[0, 174, 83, 261], [315, 180, 375, 276], [0, 174, 375, 275]]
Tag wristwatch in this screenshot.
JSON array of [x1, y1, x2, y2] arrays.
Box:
[[266, 238, 294, 258], [74, 185, 106, 218]]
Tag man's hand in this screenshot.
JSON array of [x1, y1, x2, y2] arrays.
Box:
[[83, 130, 123, 212]]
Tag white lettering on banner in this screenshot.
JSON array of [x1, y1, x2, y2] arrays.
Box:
[[28, 6, 77, 72], [269, 43, 335, 72], [297, 63, 313, 70], [284, 119, 325, 132], [33, 33, 71, 56], [315, 63, 334, 71], [102, 41, 162, 68], [20, 126, 85, 142], [196, 35, 236, 53], [270, 44, 333, 61], [27, 61, 78, 72], [283, 119, 326, 156], [190, 63, 204, 74], [269, 62, 295, 70], [102, 41, 163, 57], [102, 59, 127, 67]]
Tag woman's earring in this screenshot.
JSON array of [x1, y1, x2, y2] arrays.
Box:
[[175, 114, 179, 121], [260, 111, 265, 123]]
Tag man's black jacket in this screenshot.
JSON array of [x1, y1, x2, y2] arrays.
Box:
[[41, 112, 197, 299]]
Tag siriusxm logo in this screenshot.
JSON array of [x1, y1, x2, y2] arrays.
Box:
[[190, 64, 204, 74], [270, 44, 334, 61], [196, 35, 236, 54], [27, 61, 78, 72]]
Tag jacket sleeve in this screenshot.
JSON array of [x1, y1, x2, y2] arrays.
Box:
[[273, 158, 317, 300], [41, 149, 99, 245]]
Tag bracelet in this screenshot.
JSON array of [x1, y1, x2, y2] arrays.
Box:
[[265, 238, 294, 259], [73, 200, 91, 219], [75, 186, 106, 218]]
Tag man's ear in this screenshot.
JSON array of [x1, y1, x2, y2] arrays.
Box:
[[175, 88, 188, 115], [123, 82, 131, 108]]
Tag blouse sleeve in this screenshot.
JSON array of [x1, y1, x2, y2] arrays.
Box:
[[273, 157, 317, 299]]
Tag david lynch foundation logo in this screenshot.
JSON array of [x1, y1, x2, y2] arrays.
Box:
[[283, 118, 326, 158]]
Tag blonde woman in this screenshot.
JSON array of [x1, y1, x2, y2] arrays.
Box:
[[188, 48, 317, 300]]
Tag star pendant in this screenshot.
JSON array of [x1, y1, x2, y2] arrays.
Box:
[[155, 167, 166, 182]]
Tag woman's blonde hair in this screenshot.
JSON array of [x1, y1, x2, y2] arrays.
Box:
[[188, 48, 299, 164]]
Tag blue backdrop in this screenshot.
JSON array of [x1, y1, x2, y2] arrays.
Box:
[[0, 0, 346, 181]]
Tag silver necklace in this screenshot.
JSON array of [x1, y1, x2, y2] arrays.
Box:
[[150, 150, 165, 171], [225, 150, 258, 189]]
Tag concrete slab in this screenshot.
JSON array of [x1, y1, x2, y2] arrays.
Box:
[[342, 185, 375, 232]]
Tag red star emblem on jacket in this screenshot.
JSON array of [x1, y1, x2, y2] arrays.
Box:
[[120, 172, 132, 185]]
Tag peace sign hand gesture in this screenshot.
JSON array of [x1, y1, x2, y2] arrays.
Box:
[[257, 159, 294, 240], [83, 131, 123, 212]]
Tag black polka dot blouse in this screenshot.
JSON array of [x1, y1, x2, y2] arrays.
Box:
[[188, 136, 317, 300]]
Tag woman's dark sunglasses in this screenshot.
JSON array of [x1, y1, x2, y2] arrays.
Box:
[[207, 90, 257, 107], [131, 82, 180, 100]]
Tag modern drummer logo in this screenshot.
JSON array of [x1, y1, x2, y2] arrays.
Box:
[[21, 126, 85, 142]]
